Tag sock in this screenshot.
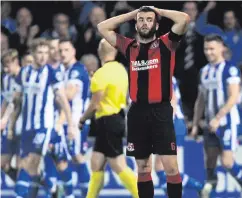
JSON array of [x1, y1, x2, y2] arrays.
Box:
[[86, 171, 104, 198], [137, 172, 154, 198], [167, 174, 182, 198], [206, 168, 217, 188], [156, 170, 166, 186], [230, 162, 242, 182], [28, 175, 40, 198], [77, 163, 90, 197], [15, 169, 31, 197], [58, 165, 73, 197], [118, 168, 139, 198], [181, 173, 204, 191]]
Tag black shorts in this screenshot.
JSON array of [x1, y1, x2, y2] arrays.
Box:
[[93, 112, 125, 158], [126, 102, 177, 159]]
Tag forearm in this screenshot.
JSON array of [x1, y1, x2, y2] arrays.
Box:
[[56, 110, 66, 125], [8, 102, 21, 131], [216, 97, 238, 120], [193, 98, 205, 126], [97, 9, 138, 31], [2, 103, 14, 121], [1, 100, 8, 118], [80, 101, 97, 123]]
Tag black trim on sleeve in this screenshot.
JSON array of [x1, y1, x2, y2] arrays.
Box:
[[168, 30, 183, 42]]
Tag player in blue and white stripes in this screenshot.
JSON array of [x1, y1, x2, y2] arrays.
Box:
[[192, 34, 242, 197], [1, 49, 22, 181], [10, 38, 74, 198], [155, 77, 204, 195], [54, 38, 90, 197]]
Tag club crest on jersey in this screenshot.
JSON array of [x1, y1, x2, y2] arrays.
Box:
[[55, 71, 63, 81], [229, 67, 238, 76], [150, 40, 159, 49], [71, 70, 79, 79]]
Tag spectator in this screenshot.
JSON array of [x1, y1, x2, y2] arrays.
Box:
[[75, 6, 106, 59], [41, 13, 77, 42], [196, 2, 242, 65], [9, 7, 39, 57], [1, 1, 16, 33], [1, 32, 9, 55], [80, 54, 99, 77], [175, 1, 207, 120]]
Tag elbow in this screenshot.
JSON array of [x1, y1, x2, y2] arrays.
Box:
[[182, 13, 190, 25], [97, 22, 105, 34]]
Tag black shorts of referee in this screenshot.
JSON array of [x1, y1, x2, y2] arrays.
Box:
[[93, 110, 125, 158], [126, 102, 177, 159]]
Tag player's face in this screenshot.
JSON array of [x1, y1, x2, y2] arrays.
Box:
[[34, 45, 49, 66], [136, 12, 158, 39], [183, 2, 198, 22], [3, 57, 18, 75], [224, 11, 236, 30], [21, 54, 34, 66], [49, 39, 60, 62], [59, 42, 75, 65], [204, 41, 224, 63]]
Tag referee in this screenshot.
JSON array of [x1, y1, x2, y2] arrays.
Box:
[[79, 39, 139, 198], [97, 6, 189, 198]]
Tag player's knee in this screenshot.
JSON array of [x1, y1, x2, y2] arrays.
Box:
[[160, 155, 179, 176], [56, 161, 68, 171], [221, 155, 234, 169], [108, 155, 127, 174], [91, 152, 106, 172], [154, 155, 164, 171], [136, 157, 152, 173], [73, 154, 85, 164], [1, 156, 11, 168], [25, 154, 41, 175]]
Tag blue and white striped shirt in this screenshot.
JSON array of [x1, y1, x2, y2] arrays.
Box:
[[63, 62, 90, 125], [199, 61, 241, 126], [2, 74, 22, 135], [172, 77, 184, 120], [15, 64, 64, 131]]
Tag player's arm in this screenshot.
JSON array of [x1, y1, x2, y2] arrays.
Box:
[[171, 88, 177, 118], [1, 100, 8, 118], [215, 81, 240, 120], [0, 102, 14, 131], [97, 9, 138, 47], [191, 89, 205, 137], [7, 92, 22, 139], [153, 8, 190, 35], [79, 91, 104, 124]]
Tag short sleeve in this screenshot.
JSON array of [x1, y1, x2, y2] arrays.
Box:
[[160, 31, 182, 51], [226, 66, 241, 84], [115, 33, 133, 56], [49, 65, 64, 90], [90, 69, 107, 93]]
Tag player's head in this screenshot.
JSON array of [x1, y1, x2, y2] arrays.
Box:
[[1, 49, 20, 75], [89, 6, 107, 28], [80, 54, 99, 77], [98, 39, 117, 62], [48, 38, 60, 63], [182, 1, 198, 22], [53, 13, 69, 36], [135, 6, 159, 39], [59, 38, 76, 66], [204, 34, 225, 64], [30, 38, 50, 66], [1, 32, 9, 54], [21, 51, 34, 66], [223, 10, 238, 30]]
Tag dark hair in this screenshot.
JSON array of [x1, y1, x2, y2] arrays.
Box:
[[137, 6, 159, 22], [59, 38, 74, 45], [204, 34, 225, 44]]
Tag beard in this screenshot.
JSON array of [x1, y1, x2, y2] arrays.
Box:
[[137, 23, 157, 39]]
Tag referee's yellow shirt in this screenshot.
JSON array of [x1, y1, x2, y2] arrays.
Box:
[[90, 61, 128, 119]]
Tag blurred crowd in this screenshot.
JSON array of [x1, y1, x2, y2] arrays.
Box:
[[1, 1, 242, 134]]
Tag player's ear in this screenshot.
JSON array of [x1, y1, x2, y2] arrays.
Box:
[[156, 22, 159, 31]]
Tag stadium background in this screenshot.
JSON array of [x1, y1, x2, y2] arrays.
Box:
[[1, 1, 242, 197]]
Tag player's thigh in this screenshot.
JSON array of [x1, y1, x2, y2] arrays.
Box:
[[127, 105, 152, 159], [221, 150, 234, 168], [158, 155, 179, 175], [154, 155, 164, 171], [107, 154, 127, 174], [151, 103, 177, 155]]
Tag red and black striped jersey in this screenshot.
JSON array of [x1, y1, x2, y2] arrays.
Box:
[[116, 32, 178, 104]]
